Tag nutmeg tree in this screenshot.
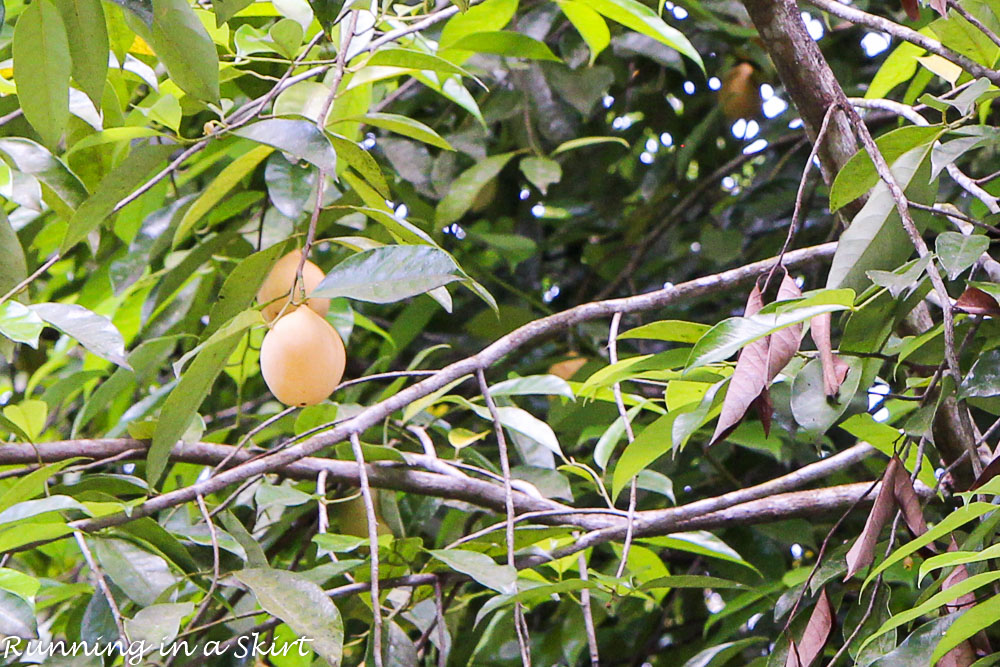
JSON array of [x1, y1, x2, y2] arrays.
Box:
[[0, 0, 999, 664]]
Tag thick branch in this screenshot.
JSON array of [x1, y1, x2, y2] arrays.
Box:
[[40, 242, 838, 542]]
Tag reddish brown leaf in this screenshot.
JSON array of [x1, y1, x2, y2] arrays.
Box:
[[768, 273, 804, 381], [709, 286, 770, 446], [955, 286, 1000, 316], [891, 458, 929, 540], [785, 588, 834, 667], [753, 387, 773, 438], [937, 538, 983, 666], [845, 457, 900, 580], [810, 311, 850, 397], [930, 0, 947, 15], [901, 0, 920, 20], [970, 454, 1000, 491]]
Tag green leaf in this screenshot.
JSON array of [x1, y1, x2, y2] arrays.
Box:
[[12, 0, 71, 148], [918, 542, 1000, 583], [312, 245, 464, 304], [149, 312, 262, 484], [866, 41, 923, 100], [862, 570, 1000, 653], [234, 568, 344, 666], [327, 134, 390, 197], [125, 602, 194, 646], [0, 137, 88, 209], [0, 460, 79, 515], [575, 0, 703, 69], [519, 156, 562, 195], [2, 400, 48, 442], [641, 574, 747, 590], [328, 206, 434, 245], [51, 0, 108, 107], [173, 144, 273, 246], [142, 0, 221, 102], [365, 47, 479, 81], [551, 136, 630, 154], [0, 589, 37, 639], [829, 125, 941, 212], [612, 410, 677, 498], [931, 594, 1000, 664], [214, 0, 252, 24], [557, 0, 610, 65], [958, 348, 1000, 399], [686, 301, 852, 371], [428, 549, 517, 594], [436, 152, 519, 226], [641, 532, 755, 569], [488, 374, 574, 399], [439, 0, 518, 48], [620, 320, 710, 343], [826, 146, 935, 291], [936, 231, 989, 279], [861, 502, 996, 590], [448, 31, 560, 61], [92, 537, 178, 606], [0, 568, 41, 600], [30, 303, 130, 368], [682, 637, 768, 667], [205, 241, 289, 335], [0, 211, 27, 309], [0, 302, 44, 348], [234, 119, 338, 173], [352, 112, 453, 150], [61, 141, 177, 252]]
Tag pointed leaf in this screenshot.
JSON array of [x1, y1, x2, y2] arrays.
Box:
[[786, 588, 833, 667], [810, 311, 850, 397], [428, 549, 516, 594], [312, 245, 463, 303], [575, 0, 702, 68], [845, 457, 900, 580], [436, 152, 518, 226], [234, 568, 344, 666], [30, 303, 130, 369], [233, 119, 338, 173], [12, 0, 71, 148], [51, 0, 108, 107]]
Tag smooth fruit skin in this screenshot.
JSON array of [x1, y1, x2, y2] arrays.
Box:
[[257, 250, 331, 323], [260, 307, 346, 406]]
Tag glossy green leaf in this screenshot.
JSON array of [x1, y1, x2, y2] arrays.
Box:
[[143, 0, 221, 102], [829, 125, 940, 212], [51, 0, 108, 107], [353, 112, 454, 150], [62, 141, 177, 252], [12, 0, 71, 148], [620, 320, 710, 343], [0, 589, 37, 639], [931, 594, 1000, 664], [0, 137, 88, 209], [436, 152, 518, 226], [234, 119, 338, 173], [125, 602, 194, 646], [958, 348, 1000, 399], [173, 144, 273, 246], [30, 303, 130, 368], [205, 241, 290, 335], [312, 245, 464, 303], [557, 0, 610, 65], [149, 312, 262, 484], [234, 568, 344, 666], [365, 48, 479, 81], [429, 549, 517, 594], [448, 31, 560, 61], [439, 0, 518, 48], [327, 133, 390, 197], [0, 302, 44, 348], [519, 156, 562, 195], [935, 231, 989, 279], [576, 0, 703, 69]]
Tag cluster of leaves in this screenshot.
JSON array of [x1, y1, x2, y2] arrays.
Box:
[[0, 0, 999, 663]]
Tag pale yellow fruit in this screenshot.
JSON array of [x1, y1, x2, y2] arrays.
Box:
[[260, 307, 346, 406], [257, 250, 330, 323]]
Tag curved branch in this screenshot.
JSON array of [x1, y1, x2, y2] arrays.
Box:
[[806, 0, 1000, 86]]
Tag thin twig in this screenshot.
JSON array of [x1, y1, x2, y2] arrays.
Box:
[[608, 312, 637, 580], [0, 253, 60, 309], [476, 368, 532, 666], [74, 531, 129, 644], [577, 540, 600, 667], [349, 431, 384, 667]]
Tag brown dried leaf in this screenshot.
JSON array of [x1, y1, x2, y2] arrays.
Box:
[[955, 286, 1000, 316], [768, 273, 804, 381], [785, 588, 834, 667], [970, 454, 1000, 491], [810, 311, 850, 397], [845, 457, 900, 580], [901, 0, 920, 20], [929, 0, 947, 16], [891, 458, 929, 540], [753, 387, 773, 438], [709, 286, 769, 446]]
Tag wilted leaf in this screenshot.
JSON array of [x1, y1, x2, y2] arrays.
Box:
[[767, 272, 804, 380], [954, 286, 1000, 316], [786, 588, 833, 667], [709, 285, 768, 446], [845, 457, 900, 580]]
